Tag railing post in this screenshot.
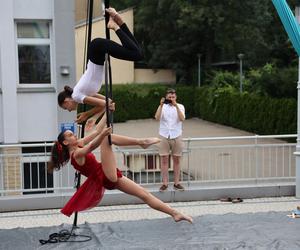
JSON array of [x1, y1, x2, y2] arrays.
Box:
[[0, 155, 3, 195], [255, 135, 259, 179], [187, 138, 191, 187], [44, 142, 48, 193]]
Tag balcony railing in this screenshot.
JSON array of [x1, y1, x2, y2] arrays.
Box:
[[0, 134, 296, 197]]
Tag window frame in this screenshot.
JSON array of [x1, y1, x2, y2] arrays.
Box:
[[15, 20, 54, 88]]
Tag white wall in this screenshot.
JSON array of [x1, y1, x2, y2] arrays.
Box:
[[0, 94, 3, 142], [14, 0, 53, 19], [0, 44, 3, 142], [0, 1, 19, 143], [134, 69, 176, 84], [13, 0, 57, 142], [53, 0, 77, 132], [0, 0, 76, 143], [18, 93, 57, 141]]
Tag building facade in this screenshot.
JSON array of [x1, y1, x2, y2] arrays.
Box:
[[0, 0, 76, 144], [0, 0, 77, 196]]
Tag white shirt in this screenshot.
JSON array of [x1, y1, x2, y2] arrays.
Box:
[[159, 103, 185, 139], [72, 60, 104, 103]]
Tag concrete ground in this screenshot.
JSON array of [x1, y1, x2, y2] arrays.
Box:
[[0, 197, 299, 229], [113, 117, 255, 138]]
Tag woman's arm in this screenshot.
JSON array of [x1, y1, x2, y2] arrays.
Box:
[[78, 115, 107, 145], [74, 126, 112, 159], [84, 96, 106, 109], [93, 93, 106, 100], [76, 106, 104, 124], [76, 96, 114, 124]]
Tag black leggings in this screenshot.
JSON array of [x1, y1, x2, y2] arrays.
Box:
[[88, 23, 143, 65]]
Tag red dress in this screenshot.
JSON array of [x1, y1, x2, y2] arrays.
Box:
[[61, 152, 122, 217]]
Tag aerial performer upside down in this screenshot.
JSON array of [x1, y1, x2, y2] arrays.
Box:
[[58, 7, 142, 124]]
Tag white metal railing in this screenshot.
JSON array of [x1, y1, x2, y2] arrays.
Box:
[[0, 134, 297, 197], [114, 134, 296, 185]]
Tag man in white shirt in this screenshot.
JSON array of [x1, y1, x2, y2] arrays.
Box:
[[155, 88, 185, 192]]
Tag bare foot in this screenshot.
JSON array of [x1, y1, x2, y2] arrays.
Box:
[[106, 7, 124, 26], [106, 7, 117, 17], [107, 17, 119, 31], [173, 212, 193, 224], [85, 118, 96, 131], [139, 137, 161, 149]]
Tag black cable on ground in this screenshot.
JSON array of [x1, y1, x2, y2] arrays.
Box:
[[39, 229, 92, 245]]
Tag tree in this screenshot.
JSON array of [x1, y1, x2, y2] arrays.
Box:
[[111, 0, 298, 85]]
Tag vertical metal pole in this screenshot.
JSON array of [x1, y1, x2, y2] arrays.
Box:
[[238, 53, 244, 93], [197, 54, 201, 87], [105, 54, 112, 145], [104, 0, 110, 40], [73, 0, 94, 228], [295, 6, 300, 198], [104, 0, 113, 126], [239, 59, 243, 93], [86, 0, 94, 67], [187, 139, 191, 187]]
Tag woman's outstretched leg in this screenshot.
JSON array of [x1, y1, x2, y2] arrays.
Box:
[[111, 134, 160, 149], [115, 176, 193, 223], [95, 115, 161, 148], [100, 136, 118, 182]]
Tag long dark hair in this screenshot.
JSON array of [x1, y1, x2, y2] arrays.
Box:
[[48, 131, 70, 173], [57, 85, 73, 107]]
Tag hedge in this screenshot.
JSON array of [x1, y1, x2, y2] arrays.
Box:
[[193, 87, 296, 135], [79, 84, 297, 135]]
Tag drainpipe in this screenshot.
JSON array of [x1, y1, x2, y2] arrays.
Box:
[[295, 5, 300, 197]]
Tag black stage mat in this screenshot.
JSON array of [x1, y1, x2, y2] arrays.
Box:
[[0, 211, 299, 250]]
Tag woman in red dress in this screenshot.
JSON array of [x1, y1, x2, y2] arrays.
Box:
[[48, 116, 193, 223]]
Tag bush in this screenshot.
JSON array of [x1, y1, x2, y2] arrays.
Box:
[[194, 86, 296, 135], [80, 83, 296, 135], [247, 64, 297, 98], [109, 84, 196, 121]]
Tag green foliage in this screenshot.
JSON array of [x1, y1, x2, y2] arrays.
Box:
[[247, 64, 298, 98], [194, 86, 296, 135], [123, 0, 296, 84], [96, 84, 296, 135], [99, 84, 197, 122], [199, 64, 297, 99], [108, 0, 299, 89]]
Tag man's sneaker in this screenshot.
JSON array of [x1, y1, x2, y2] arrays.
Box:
[[159, 184, 168, 192], [173, 183, 185, 191]]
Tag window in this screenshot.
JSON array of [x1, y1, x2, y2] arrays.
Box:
[[21, 144, 53, 195], [16, 21, 52, 85], [23, 161, 53, 195]]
